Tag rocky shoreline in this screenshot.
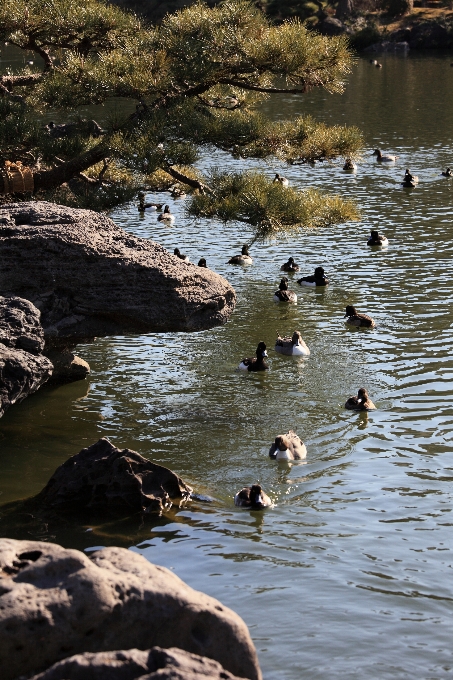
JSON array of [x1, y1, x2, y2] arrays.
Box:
[[0, 538, 262, 680], [0, 202, 236, 417]]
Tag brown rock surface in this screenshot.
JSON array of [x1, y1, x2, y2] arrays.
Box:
[[34, 438, 192, 515], [0, 539, 262, 680], [28, 646, 245, 680], [0, 202, 236, 338], [0, 295, 53, 417]]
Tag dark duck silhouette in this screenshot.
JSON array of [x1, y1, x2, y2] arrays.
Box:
[[174, 247, 189, 262], [137, 192, 163, 212], [345, 387, 376, 411], [344, 305, 375, 328], [228, 244, 252, 265], [238, 341, 269, 372], [402, 169, 418, 187], [197, 258, 207, 267], [367, 230, 388, 247], [281, 256, 300, 273], [274, 277, 297, 303], [441, 168, 452, 177], [234, 484, 273, 509], [297, 266, 329, 287]]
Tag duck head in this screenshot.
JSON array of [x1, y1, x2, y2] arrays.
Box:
[[256, 341, 267, 359], [275, 435, 291, 451], [174, 247, 181, 257], [291, 331, 302, 345], [163, 204, 171, 213], [370, 230, 379, 239], [288, 257, 295, 265], [315, 266, 325, 277], [241, 244, 250, 256], [344, 305, 357, 318], [279, 277, 289, 291], [250, 484, 267, 509], [357, 387, 369, 402], [372, 149, 381, 158], [198, 258, 207, 267]]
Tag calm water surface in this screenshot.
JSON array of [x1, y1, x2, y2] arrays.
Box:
[[1, 54, 453, 679]]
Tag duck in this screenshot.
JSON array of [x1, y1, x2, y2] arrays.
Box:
[[372, 149, 399, 162], [273, 277, 297, 303], [275, 331, 310, 356], [281, 256, 300, 273], [375, 62, 383, 68], [344, 305, 375, 328], [367, 230, 388, 247], [197, 257, 207, 267], [343, 158, 357, 171], [269, 431, 307, 461], [174, 247, 189, 262], [137, 193, 163, 212], [441, 168, 452, 177], [345, 387, 376, 411], [273, 173, 289, 187], [228, 244, 253, 265], [369, 59, 378, 65], [234, 484, 273, 509], [404, 169, 418, 183], [157, 205, 175, 223], [170, 185, 186, 199], [297, 266, 329, 287], [238, 341, 269, 372]]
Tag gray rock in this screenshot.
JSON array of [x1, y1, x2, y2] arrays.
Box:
[[44, 348, 90, 384], [0, 202, 236, 338], [319, 17, 351, 36], [34, 438, 192, 515], [0, 295, 45, 354], [0, 296, 53, 417], [0, 539, 262, 680], [363, 40, 409, 52], [28, 646, 245, 680]]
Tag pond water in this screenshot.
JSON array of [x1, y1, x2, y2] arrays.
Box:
[[1, 53, 453, 679]]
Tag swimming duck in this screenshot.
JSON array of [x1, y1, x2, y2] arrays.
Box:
[[273, 173, 289, 187], [369, 59, 378, 65], [372, 149, 399, 162], [198, 257, 207, 267], [238, 341, 269, 372], [297, 266, 329, 287], [404, 169, 418, 183], [343, 158, 357, 171], [345, 387, 376, 411], [228, 244, 253, 265], [157, 205, 175, 223], [269, 431, 307, 461], [170, 185, 186, 199], [367, 230, 388, 247], [281, 257, 300, 273], [234, 484, 273, 509], [137, 193, 163, 212], [375, 62, 382, 68], [441, 168, 452, 177], [275, 331, 310, 356], [344, 305, 375, 328], [274, 277, 297, 303], [174, 247, 189, 262]]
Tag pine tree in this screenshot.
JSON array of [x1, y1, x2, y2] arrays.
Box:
[[0, 0, 362, 240]]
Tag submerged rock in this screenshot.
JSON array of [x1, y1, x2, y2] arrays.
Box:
[[0, 202, 236, 338], [0, 539, 262, 680], [0, 295, 53, 417], [35, 438, 192, 515], [28, 646, 245, 680]]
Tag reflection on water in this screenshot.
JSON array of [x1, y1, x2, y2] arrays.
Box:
[[1, 54, 453, 679]]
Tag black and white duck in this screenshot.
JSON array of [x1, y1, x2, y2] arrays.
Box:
[[275, 331, 310, 356], [367, 230, 388, 247], [297, 266, 329, 287], [345, 387, 376, 411], [157, 205, 175, 223], [273, 277, 297, 303], [238, 341, 269, 372], [344, 305, 375, 328], [281, 257, 300, 273], [269, 431, 307, 461], [273, 172, 289, 187], [228, 244, 253, 265], [137, 192, 163, 212], [441, 168, 452, 177], [234, 484, 273, 509]]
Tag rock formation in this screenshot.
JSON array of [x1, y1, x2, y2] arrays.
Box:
[[0, 539, 262, 680], [0, 295, 53, 417], [28, 646, 244, 680], [0, 202, 236, 338], [34, 438, 192, 515]]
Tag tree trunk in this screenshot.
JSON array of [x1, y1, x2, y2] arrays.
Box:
[[32, 143, 108, 192], [336, 0, 354, 19]]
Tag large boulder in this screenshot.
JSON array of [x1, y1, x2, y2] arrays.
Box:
[[28, 646, 244, 680], [409, 22, 452, 49], [0, 539, 262, 680], [0, 295, 53, 417], [0, 202, 236, 338], [34, 438, 192, 515]]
